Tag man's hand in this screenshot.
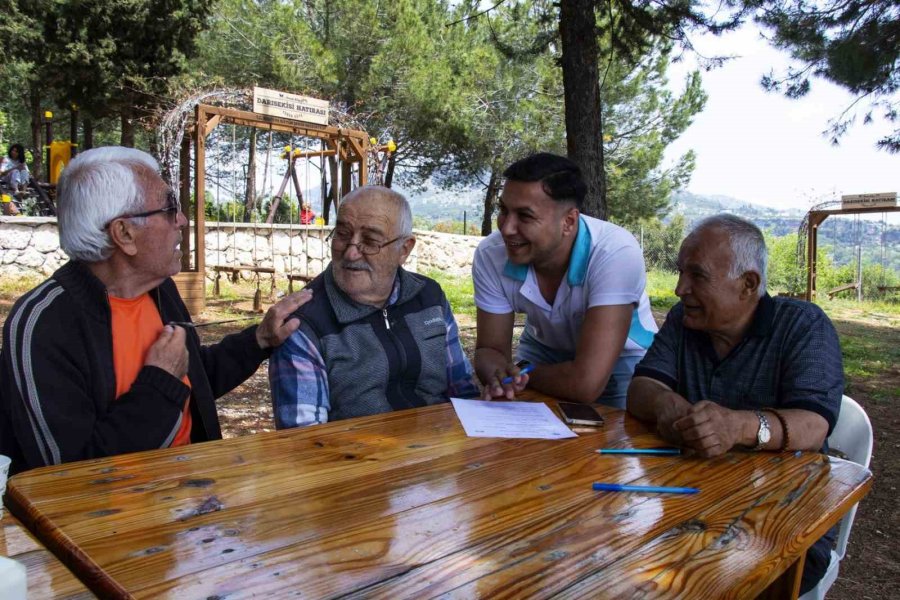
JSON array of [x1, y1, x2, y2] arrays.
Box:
[[146, 325, 189, 379], [654, 392, 693, 445], [481, 363, 530, 400], [673, 401, 746, 458], [255, 290, 312, 350]]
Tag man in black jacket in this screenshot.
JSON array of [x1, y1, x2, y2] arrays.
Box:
[[0, 146, 309, 475]]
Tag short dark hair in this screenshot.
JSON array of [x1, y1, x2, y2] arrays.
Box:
[[503, 152, 587, 210], [8, 143, 25, 161]]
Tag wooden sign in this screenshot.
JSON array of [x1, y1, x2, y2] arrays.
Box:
[[841, 192, 897, 209], [252, 87, 329, 125]]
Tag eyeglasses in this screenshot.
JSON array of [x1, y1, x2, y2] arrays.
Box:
[[104, 190, 181, 229], [326, 228, 405, 256]]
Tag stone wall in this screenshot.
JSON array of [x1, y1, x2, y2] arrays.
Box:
[[0, 218, 482, 279], [0, 218, 68, 277]]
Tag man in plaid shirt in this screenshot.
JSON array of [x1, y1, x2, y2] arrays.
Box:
[[269, 186, 479, 428]]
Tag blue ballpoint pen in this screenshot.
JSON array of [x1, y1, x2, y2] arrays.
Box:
[[592, 483, 699, 494], [596, 448, 681, 456], [500, 364, 535, 385]]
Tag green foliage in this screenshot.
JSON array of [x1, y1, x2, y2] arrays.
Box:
[[635, 215, 686, 272], [764, 231, 803, 293], [431, 220, 480, 236], [645, 270, 679, 309], [424, 269, 477, 318], [1, 0, 213, 151], [752, 0, 900, 151], [206, 199, 253, 222]]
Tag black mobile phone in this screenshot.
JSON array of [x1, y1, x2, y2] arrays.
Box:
[[557, 402, 604, 427]]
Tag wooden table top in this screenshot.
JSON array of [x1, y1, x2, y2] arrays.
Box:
[[0, 513, 95, 599], [6, 392, 872, 599]]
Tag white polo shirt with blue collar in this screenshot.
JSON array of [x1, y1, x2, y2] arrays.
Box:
[[473, 214, 657, 357]]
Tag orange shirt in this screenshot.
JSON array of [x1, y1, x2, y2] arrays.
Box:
[[109, 294, 192, 447]]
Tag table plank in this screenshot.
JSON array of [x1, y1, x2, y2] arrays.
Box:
[[7, 398, 872, 600], [0, 514, 95, 599]]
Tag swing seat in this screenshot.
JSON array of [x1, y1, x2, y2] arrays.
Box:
[[826, 282, 859, 299], [286, 273, 314, 293], [212, 265, 277, 299]]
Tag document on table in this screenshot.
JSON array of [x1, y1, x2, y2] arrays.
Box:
[[451, 398, 577, 439]]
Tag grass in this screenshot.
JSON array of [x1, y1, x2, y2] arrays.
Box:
[[646, 270, 679, 310], [424, 269, 477, 318], [3, 269, 897, 398], [0, 274, 42, 295]]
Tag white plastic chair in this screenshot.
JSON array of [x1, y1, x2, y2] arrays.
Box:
[[799, 395, 873, 600]]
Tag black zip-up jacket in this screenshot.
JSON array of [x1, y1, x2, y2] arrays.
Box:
[[0, 261, 269, 475]]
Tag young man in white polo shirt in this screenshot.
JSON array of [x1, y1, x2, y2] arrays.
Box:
[[473, 153, 657, 408]]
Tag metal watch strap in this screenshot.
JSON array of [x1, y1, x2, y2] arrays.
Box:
[[753, 410, 771, 451]]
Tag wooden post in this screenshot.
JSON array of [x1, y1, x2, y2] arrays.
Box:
[[358, 143, 368, 187], [179, 135, 192, 271], [806, 212, 827, 301], [341, 160, 352, 199], [194, 106, 207, 274]]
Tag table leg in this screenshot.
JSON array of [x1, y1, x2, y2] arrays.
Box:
[[756, 553, 805, 600]]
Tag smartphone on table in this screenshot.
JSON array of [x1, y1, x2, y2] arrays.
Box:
[[557, 402, 604, 426]]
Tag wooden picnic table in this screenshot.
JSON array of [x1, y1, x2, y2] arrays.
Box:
[[5, 391, 872, 599], [0, 513, 95, 599]]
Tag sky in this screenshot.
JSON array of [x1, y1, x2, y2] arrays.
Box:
[[663, 25, 899, 211]]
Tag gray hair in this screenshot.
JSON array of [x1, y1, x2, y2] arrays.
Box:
[[57, 147, 159, 262], [691, 214, 768, 296], [342, 185, 413, 241]]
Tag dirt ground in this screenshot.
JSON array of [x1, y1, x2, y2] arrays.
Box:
[[0, 290, 896, 598]]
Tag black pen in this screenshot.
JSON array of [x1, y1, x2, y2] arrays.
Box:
[[168, 317, 258, 329]]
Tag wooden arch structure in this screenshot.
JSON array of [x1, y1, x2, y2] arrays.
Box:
[[805, 200, 900, 301], [172, 103, 370, 313]]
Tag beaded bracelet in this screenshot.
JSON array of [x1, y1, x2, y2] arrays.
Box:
[[764, 408, 791, 452]]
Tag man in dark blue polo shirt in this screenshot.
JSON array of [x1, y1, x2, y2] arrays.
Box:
[[626, 213, 843, 595]]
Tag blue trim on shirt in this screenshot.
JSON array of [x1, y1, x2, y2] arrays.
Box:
[[567, 216, 592, 287], [503, 261, 528, 281], [502, 216, 593, 286], [627, 307, 655, 349]]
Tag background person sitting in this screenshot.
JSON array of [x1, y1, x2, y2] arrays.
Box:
[[300, 202, 316, 225], [0, 143, 30, 194]]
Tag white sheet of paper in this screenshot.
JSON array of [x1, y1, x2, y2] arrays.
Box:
[[451, 398, 577, 439]]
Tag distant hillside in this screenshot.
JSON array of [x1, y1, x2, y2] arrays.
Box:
[[393, 183, 484, 224], [393, 184, 811, 234], [669, 191, 806, 236], [389, 184, 898, 269]]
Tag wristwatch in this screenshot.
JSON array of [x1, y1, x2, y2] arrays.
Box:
[[753, 410, 771, 450]]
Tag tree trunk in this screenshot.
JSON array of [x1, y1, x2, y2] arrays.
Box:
[[29, 87, 43, 180], [70, 107, 79, 153], [482, 168, 501, 236], [84, 119, 94, 149], [243, 129, 257, 223], [558, 0, 607, 219], [384, 151, 397, 188], [120, 109, 135, 147]]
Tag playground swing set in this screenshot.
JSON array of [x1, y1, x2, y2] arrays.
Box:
[[171, 99, 374, 314], [801, 192, 900, 301]]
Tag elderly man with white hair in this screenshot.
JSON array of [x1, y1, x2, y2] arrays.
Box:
[[626, 213, 843, 595], [269, 185, 479, 428], [0, 146, 308, 475]]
